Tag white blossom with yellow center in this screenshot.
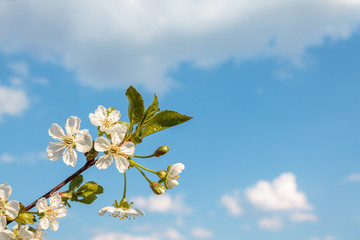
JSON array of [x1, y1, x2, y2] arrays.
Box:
[[0, 226, 34, 240], [36, 192, 67, 232], [47, 116, 93, 167], [166, 163, 185, 189], [0, 184, 20, 220], [94, 125, 134, 173], [98, 206, 144, 220], [89, 105, 121, 134]]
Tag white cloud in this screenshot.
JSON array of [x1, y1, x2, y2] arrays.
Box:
[[258, 216, 283, 231], [32, 77, 49, 86], [219, 193, 242, 216], [325, 236, 335, 240], [9, 77, 23, 86], [92, 232, 159, 240], [0, 151, 47, 164], [92, 229, 184, 240], [289, 212, 318, 222], [192, 228, 213, 238], [7, 61, 29, 76], [309, 236, 335, 240], [0, 154, 16, 163], [133, 194, 191, 215], [245, 172, 312, 211], [344, 173, 360, 182], [163, 228, 183, 240], [0, 85, 29, 121], [1, 0, 360, 91]]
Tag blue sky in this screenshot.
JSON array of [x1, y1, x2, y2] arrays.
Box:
[[0, 1, 360, 240]]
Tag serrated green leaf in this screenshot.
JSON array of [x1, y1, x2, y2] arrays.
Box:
[[76, 181, 104, 195], [141, 94, 159, 126], [143, 110, 193, 137], [126, 86, 145, 124], [77, 194, 97, 204], [81, 191, 96, 198], [69, 175, 83, 191]]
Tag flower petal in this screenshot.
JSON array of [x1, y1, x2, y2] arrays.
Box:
[[98, 206, 117, 216], [167, 179, 179, 189], [49, 192, 61, 206], [36, 198, 48, 213], [48, 123, 65, 141], [133, 208, 145, 216], [114, 124, 127, 138], [4, 200, 20, 218], [95, 155, 112, 170], [38, 217, 49, 230], [95, 105, 107, 118], [119, 142, 135, 156], [49, 220, 59, 231], [65, 116, 81, 135], [75, 129, 93, 153], [63, 148, 77, 167], [2, 229, 15, 239], [114, 155, 129, 173], [169, 163, 185, 177], [0, 183, 12, 201], [111, 130, 123, 145], [108, 109, 120, 122], [47, 143, 65, 161], [89, 113, 101, 126], [94, 137, 110, 152], [0, 216, 6, 231], [18, 226, 34, 239], [56, 205, 67, 218]]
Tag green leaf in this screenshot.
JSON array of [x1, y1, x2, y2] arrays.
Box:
[[17, 212, 36, 225], [143, 110, 193, 137], [77, 194, 97, 204], [141, 94, 160, 126], [69, 175, 83, 191], [126, 86, 145, 125], [76, 181, 104, 195]]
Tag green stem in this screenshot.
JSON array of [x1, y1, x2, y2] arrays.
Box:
[[133, 165, 152, 184], [26, 211, 39, 215], [122, 172, 127, 200], [133, 154, 155, 159], [131, 160, 158, 174]]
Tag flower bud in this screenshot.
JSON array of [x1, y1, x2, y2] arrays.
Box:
[[84, 143, 99, 161], [154, 145, 169, 157], [157, 170, 167, 179], [150, 182, 166, 195]]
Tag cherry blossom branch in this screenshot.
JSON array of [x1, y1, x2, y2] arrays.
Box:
[[24, 158, 97, 211]]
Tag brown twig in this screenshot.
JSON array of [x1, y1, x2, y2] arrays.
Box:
[[24, 158, 97, 211]]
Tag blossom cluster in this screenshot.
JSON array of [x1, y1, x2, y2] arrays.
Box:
[[0, 184, 65, 239], [1, 86, 191, 238]]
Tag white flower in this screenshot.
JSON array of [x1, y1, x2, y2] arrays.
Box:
[[98, 206, 144, 220], [0, 226, 33, 240], [36, 192, 67, 232], [0, 184, 20, 219], [166, 163, 185, 189], [31, 226, 45, 240], [89, 105, 121, 134], [47, 116, 93, 167], [0, 216, 6, 232], [94, 125, 134, 173]]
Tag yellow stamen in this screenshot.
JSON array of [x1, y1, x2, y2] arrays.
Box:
[[45, 206, 59, 221], [62, 135, 75, 149]]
